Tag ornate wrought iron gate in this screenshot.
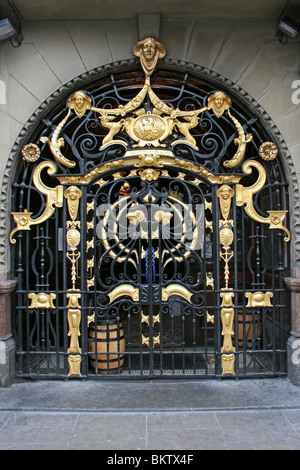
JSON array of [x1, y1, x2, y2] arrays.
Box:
[[10, 38, 290, 379]]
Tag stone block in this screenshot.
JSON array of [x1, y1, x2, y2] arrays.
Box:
[[103, 19, 139, 62], [287, 334, 300, 386], [238, 41, 299, 100], [7, 74, 40, 126], [160, 18, 195, 60], [259, 72, 300, 123], [185, 19, 233, 69], [138, 13, 160, 40], [21, 21, 87, 83], [213, 19, 276, 82], [64, 21, 113, 71], [6, 43, 61, 103], [275, 106, 300, 148]]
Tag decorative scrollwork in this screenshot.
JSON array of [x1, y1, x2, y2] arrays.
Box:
[[10, 161, 63, 243], [236, 160, 290, 241]]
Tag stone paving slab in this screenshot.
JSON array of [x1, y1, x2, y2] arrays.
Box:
[[1, 378, 300, 450], [0, 409, 300, 450], [1, 378, 300, 412]]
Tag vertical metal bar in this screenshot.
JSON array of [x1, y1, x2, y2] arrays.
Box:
[[148, 201, 153, 376], [212, 185, 221, 376]]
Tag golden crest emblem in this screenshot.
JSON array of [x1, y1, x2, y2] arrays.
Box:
[[125, 112, 173, 147]]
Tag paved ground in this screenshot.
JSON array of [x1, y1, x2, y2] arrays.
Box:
[[1, 377, 300, 450]]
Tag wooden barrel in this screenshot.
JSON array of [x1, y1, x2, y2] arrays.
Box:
[[89, 320, 125, 373]]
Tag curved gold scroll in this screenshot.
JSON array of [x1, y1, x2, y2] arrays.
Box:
[[236, 160, 290, 242], [108, 284, 139, 303], [161, 284, 192, 303], [40, 109, 76, 168], [10, 161, 63, 244]]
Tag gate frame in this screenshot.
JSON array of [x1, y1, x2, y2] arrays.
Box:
[[0, 57, 297, 385]]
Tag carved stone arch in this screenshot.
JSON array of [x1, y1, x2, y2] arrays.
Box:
[[1, 56, 297, 278]]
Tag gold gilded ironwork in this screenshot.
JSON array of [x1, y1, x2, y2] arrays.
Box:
[[221, 307, 235, 353], [236, 160, 290, 241], [221, 354, 235, 376], [22, 143, 40, 162], [208, 91, 253, 168], [216, 185, 234, 224], [219, 228, 234, 291], [218, 183, 236, 375], [141, 311, 149, 326], [142, 335, 150, 347], [66, 292, 81, 308], [153, 333, 160, 347], [142, 333, 160, 348], [140, 168, 159, 181], [87, 277, 95, 290], [207, 312, 215, 324], [133, 37, 166, 77], [220, 291, 234, 307], [40, 91, 91, 169], [161, 284, 192, 303], [125, 112, 173, 148], [154, 210, 173, 225], [87, 312, 95, 327], [259, 141, 278, 161], [98, 113, 127, 149], [64, 186, 82, 226], [10, 161, 64, 244], [64, 186, 82, 291], [86, 238, 94, 251], [40, 109, 75, 168], [86, 257, 94, 271], [207, 91, 231, 118], [28, 292, 56, 309], [66, 293, 82, 375], [108, 284, 139, 303], [56, 153, 243, 186], [141, 312, 160, 326], [220, 292, 235, 359], [68, 354, 82, 376], [68, 91, 92, 118], [245, 291, 273, 308], [206, 272, 214, 289], [127, 209, 146, 225], [36, 38, 254, 169], [87, 219, 94, 232], [51, 39, 250, 155], [67, 308, 81, 354]]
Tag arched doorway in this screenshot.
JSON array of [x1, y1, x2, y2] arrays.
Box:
[[9, 39, 291, 380]]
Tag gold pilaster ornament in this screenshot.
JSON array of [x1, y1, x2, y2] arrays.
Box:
[[66, 290, 82, 375], [68, 355, 82, 376], [217, 186, 236, 376]]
